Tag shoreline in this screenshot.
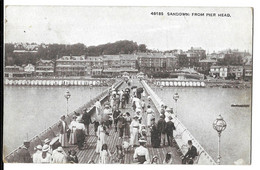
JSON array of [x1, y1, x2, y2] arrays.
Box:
[[4, 77, 116, 86]]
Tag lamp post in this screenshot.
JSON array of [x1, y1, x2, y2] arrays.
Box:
[[213, 114, 227, 165], [64, 89, 71, 116], [173, 92, 179, 117]]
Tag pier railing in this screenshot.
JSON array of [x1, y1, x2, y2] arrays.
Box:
[[141, 80, 216, 165], [3, 79, 123, 163]]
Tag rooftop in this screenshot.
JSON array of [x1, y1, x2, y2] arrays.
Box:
[[103, 55, 121, 61], [58, 56, 86, 61], [199, 59, 217, 63], [37, 59, 54, 63]]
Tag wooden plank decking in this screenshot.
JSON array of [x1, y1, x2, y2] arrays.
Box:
[[63, 80, 183, 164]]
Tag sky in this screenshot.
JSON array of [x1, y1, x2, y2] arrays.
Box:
[[5, 6, 253, 53]]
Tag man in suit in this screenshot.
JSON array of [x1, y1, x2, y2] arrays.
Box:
[[165, 116, 176, 146], [117, 113, 126, 139], [82, 109, 92, 135], [157, 115, 167, 146], [182, 140, 198, 164], [113, 109, 121, 132]]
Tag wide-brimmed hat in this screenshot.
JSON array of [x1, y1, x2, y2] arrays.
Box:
[[36, 145, 42, 150], [136, 108, 141, 113], [133, 115, 139, 119], [138, 137, 147, 143], [44, 138, 51, 144], [56, 146, 63, 152], [160, 114, 164, 118], [42, 145, 49, 152], [23, 140, 30, 144], [76, 116, 82, 122], [152, 155, 159, 160]]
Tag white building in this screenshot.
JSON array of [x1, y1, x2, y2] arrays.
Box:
[[24, 64, 35, 72]]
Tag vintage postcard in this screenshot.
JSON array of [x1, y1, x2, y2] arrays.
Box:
[[3, 6, 253, 165]]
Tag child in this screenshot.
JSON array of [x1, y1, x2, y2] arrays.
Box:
[[122, 141, 130, 153], [138, 125, 147, 140], [113, 145, 125, 164], [163, 152, 173, 164], [67, 149, 78, 163], [151, 155, 159, 164], [99, 144, 112, 164]]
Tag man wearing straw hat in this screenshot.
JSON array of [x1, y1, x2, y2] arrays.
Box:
[[44, 138, 52, 154], [33, 145, 42, 163], [133, 137, 150, 164], [51, 146, 67, 163]]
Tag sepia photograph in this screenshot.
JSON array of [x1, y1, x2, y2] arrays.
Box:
[[3, 6, 253, 165]]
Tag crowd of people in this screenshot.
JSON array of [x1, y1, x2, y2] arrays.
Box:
[[15, 79, 198, 164], [16, 138, 78, 163]]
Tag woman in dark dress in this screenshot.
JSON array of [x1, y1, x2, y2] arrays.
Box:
[[150, 118, 160, 148], [124, 112, 132, 138]]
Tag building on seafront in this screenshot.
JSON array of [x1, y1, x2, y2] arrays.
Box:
[[102, 54, 138, 77], [4, 64, 36, 78], [198, 59, 217, 75], [137, 52, 178, 76], [209, 65, 246, 80], [23, 64, 35, 77], [4, 65, 26, 78], [86, 56, 103, 76], [243, 65, 252, 81], [55, 55, 87, 77], [228, 66, 244, 80], [4, 44, 252, 80], [35, 59, 55, 77]]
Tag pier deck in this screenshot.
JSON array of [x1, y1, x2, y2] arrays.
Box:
[[63, 79, 183, 164]]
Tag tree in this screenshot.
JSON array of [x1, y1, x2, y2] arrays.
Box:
[[138, 44, 147, 52]]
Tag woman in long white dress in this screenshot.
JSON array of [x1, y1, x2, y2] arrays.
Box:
[[146, 105, 155, 128], [95, 99, 102, 115], [96, 122, 108, 153], [69, 115, 78, 145], [130, 115, 140, 146]]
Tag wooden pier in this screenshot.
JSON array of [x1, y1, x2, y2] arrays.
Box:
[[62, 79, 183, 164]]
